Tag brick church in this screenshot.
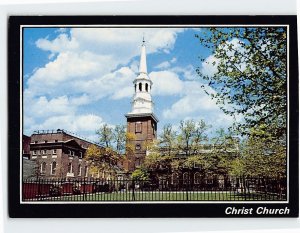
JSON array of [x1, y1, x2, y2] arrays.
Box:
[[124, 39, 158, 172]]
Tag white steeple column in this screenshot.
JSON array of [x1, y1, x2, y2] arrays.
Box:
[[129, 38, 154, 114], [139, 40, 147, 74]]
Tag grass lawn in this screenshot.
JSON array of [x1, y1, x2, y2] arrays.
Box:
[[36, 191, 284, 202]]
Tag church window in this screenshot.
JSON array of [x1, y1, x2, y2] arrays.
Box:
[[85, 166, 89, 177], [145, 83, 148, 92], [194, 172, 201, 184], [40, 162, 46, 174], [135, 122, 142, 133], [171, 173, 179, 185], [68, 162, 73, 173], [183, 172, 189, 184], [139, 83, 142, 91], [51, 161, 56, 175]]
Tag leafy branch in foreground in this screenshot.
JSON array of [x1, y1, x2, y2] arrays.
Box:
[[196, 27, 287, 139]]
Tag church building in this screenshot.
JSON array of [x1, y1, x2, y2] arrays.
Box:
[[124, 39, 159, 172]]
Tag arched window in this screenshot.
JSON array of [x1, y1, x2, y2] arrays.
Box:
[[183, 172, 189, 184], [68, 162, 73, 173], [135, 84, 137, 92], [85, 166, 88, 177], [171, 173, 178, 184], [194, 172, 201, 184], [139, 83, 142, 91], [40, 162, 46, 174], [145, 83, 148, 92], [51, 161, 56, 175]]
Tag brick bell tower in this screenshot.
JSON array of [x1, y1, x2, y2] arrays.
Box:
[[125, 38, 158, 172]]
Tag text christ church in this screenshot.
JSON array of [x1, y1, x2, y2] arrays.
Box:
[[124, 39, 158, 172]]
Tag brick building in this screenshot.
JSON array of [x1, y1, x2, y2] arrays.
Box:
[[28, 129, 103, 179], [22, 134, 31, 159]]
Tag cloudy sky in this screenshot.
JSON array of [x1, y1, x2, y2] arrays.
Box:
[[23, 27, 237, 141]]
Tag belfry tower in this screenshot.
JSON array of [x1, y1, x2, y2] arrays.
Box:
[[125, 38, 158, 172]]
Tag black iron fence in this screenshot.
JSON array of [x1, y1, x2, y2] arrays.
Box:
[[22, 177, 287, 202]]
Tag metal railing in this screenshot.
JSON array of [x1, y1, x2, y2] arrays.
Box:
[[22, 177, 287, 202]]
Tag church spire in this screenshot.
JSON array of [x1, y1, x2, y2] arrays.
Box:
[[139, 37, 147, 74]]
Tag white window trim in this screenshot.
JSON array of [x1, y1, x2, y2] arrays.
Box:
[[53, 149, 57, 154], [40, 162, 46, 173], [85, 167, 89, 177], [68, 163, 73, 173], [50, 161, 56, 175]]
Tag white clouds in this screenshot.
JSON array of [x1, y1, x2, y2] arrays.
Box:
[[150, 71, 184, 96], [27, 114, 105, 139], [201, 55, 220, 77], [36, 33, 79, 53], [25, 28, 186, 136], [162, 80, 238, 128], [155, 57, 177, 70], [162, 81, 217, 118], [155, 61, 171, 69], [24, 94, 75, 119]]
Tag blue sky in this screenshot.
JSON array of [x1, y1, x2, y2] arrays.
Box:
[[23, 27, 239, 141]]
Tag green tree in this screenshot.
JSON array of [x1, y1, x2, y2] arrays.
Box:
[[177, 119, 210, 156], [96, 124, 114, 148], [207, 128, 239, 175], [196, 27, 287, 139], [159, 124, 177, 156], [85, 145, 119, 178], [114, 124, 126, 154], [237, 135, 286, 178], [131, 168, 149, 181]]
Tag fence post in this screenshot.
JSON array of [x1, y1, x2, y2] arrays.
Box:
[[243, 176, 247, 201], [186, 179, 189, 201], [132, 180, 135, 201], [83, 177, 86, 201], [37, 178, 41, 201]]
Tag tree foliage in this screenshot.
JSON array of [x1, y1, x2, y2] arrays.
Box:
[[131, 168, 150, 181], [196, 27, 287, 139], [230, 135, 286, 178], [85, 124, 128, 176], [85, 145, 120, 177], [96, 123, 114, 148]]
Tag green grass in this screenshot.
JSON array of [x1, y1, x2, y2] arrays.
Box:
[[35, 191, 285, 202]]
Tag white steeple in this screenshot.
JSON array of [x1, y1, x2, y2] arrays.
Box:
[[128, 38, 154, 115], [139, 37, 147, 74]]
